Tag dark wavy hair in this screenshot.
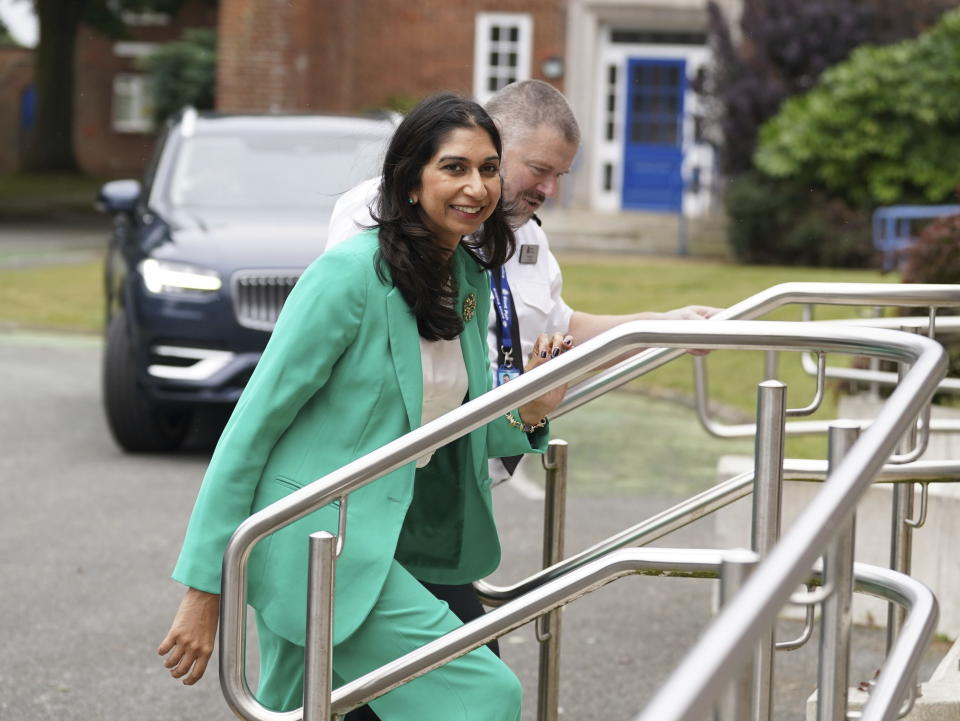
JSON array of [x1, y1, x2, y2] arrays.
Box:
[[372, 93, 515, 341]]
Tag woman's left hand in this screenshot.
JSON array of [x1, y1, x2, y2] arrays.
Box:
[[518, 332, 574, 425]]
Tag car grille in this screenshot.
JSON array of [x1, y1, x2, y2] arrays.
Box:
[[232, 270, 302, 330]]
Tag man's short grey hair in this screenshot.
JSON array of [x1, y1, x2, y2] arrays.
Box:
[[485, 80, 581, 147]]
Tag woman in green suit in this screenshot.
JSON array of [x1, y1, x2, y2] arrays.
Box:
[[157, 94, 573, 721]]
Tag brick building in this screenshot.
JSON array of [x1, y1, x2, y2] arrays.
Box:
[[0, 2, 216, 178], [73, 3, 217, 178], [216, 0, 566, 114], [0, 44, 33, 174], [215, 0, 742, 215]]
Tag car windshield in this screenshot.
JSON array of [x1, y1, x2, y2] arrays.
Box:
[[165, 130, 388, 210]]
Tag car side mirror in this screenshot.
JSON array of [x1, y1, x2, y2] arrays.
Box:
[[96, 179, 142, 214]]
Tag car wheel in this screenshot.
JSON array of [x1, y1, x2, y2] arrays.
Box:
[[102, 310, 193, 452]]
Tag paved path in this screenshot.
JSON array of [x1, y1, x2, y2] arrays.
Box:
[[0, 333, 950, 721]]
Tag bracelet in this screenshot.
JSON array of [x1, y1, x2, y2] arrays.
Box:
[[505, 410, 547, 434]]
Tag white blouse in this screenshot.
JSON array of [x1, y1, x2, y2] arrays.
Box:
[[416, 336, 468, 468]]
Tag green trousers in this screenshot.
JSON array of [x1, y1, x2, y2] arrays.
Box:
[[255, 559, 522, 720]]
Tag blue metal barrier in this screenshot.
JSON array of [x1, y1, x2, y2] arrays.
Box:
[[873, 204, 960, 270]]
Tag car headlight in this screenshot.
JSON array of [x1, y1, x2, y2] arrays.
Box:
[[139, 259, 223, 295]]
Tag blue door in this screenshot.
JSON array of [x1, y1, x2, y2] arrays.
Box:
[[621, 58, 686, 212], [20, 85, 36, 131]]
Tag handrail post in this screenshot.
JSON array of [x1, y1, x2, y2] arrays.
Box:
[[887, 346, 918, 652], [817, 423, 861, 721], [763, 351, 779, 381], [751, 380, 786, 721], [716, 550, 760, 721], [536, 440, 568, 721], [869, 307, 884, 398], [303, 532, 337, 721]]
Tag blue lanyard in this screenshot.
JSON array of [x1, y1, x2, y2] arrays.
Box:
[[490, 267, 519, 385]]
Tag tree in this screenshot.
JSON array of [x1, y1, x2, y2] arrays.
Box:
[[755, 8, 960, 208], [0, 16, 14, 46], [139, 28, 215, 123], [704, 0, 955, 176], [26, 0, 210, 172], [705, 0, 957, 268]]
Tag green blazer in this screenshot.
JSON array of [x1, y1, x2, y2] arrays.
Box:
[[172, 230, 546, 646]]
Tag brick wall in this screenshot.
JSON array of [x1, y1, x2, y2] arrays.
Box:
[[73, 1, 217, 178], [0, 47, 33, 174], [217, 0, 567, 114]]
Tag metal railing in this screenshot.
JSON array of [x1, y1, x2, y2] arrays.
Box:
[[216, 317, 946, 721], [798, 312, 960, 397], [478, 433, 960, 721], [477, 457, 960, 610], [683, 293, 960, 441], [555, 283, 960, 422], [629, 328, 946, 721]]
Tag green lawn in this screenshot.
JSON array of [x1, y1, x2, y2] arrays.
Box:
[[0, 172, 106, 219], [555, 252, 897, 460], [0, 172, 105, 199], [0, 259, 103, 333]]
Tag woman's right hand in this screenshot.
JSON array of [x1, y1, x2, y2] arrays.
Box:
[[157, 587, 221, 685], [518, 332, 574, 424]]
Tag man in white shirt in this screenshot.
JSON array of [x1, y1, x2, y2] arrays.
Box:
[[327, 80, 716, 476]]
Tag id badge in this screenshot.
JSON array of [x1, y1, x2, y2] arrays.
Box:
[[518, 244, 540, 264], [497, 366, 521, 385]]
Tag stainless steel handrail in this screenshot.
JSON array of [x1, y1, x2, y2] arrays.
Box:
[[693, 308, 960, 441], [556, 283, 960, 420], [329, 547, 726, 716], [800, 315, 960, 395], [694, 355, 949, 440], [327, 556, 935, 720], [476, 459, 960, 606], [835, 564, 937, 721], [218, 320, 945, 721], [630, 330, 945, 721]]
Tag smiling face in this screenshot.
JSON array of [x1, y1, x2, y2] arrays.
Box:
[[501, 124, 578, 226], [413, 125, 502, 250]]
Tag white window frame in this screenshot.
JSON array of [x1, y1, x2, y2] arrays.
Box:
[[592, 26, 715, 216], [112, 73, 156, 134], [473, 13, 532, 104], [107, 0, 170, 25]]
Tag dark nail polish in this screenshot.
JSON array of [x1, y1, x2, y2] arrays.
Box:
[[540, 350, 547, 358], [551, 348, 559, 357]]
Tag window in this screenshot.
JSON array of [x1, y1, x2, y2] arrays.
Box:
[[120, 10, 170, 26], [474, 13, 532, 103], [604, 63, 618, 141], [112, 74, 156, 133], [627, 62, 684, 146], [107, 0, 169, 26]]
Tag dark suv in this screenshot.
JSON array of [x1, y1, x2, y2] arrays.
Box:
[[97, 108, 396, 451]]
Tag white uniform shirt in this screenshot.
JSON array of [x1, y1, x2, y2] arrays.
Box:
[[327, 179, 573, 483]]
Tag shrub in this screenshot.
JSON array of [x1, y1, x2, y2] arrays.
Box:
[[725, 172, 873, 266], [902, 212, 960, 284], [900, 212, 960, 396], [755, 8, 960, 209], [704, 0, 954, 176]]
